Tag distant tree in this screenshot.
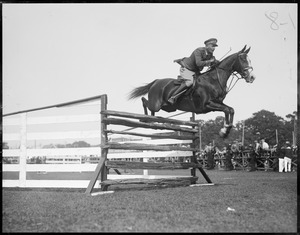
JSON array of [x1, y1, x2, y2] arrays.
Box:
[[243, 109, 295, 146], [56, 144, 66, 148], [42, 144, 56, 149], [71, 141, 91, 148], [42, 141, 91, 148], [197, 116, 240, 149], [283, 111, 297, 145], [285, 111, 297, 121], [197, 110, 297, 150], [285, 114, 294, 121]]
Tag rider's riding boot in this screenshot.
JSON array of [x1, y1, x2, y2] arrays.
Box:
[[168, 83, 187, 104]]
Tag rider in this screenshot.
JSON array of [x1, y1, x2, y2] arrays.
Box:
[[168, 38, 219, 104]]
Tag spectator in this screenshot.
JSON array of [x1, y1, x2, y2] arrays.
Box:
[[260, 139, 269, 170], [248, 144, 257, 172], [277, 143, 285, 172], [224, 144, 234, 171], [230, 142, 240, 170], [282, 141, 293, 172], [260, 138, 269, 151], [218, 146, 227, 168], [271, 144, 279, 171], [205, 143, 215, 170], [264, 158, 270, 171], [254, 140, 261, 159], [36, 156, 42, 164], [254, 140, 260, 152]]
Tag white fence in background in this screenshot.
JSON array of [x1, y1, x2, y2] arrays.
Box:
[[2, 95, 192, 188], [3, 111, 101, 188]]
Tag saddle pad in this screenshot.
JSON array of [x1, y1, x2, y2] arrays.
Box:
[[174, 78, 187, 85]]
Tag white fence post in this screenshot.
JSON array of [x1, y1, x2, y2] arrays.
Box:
[[143, 155, 148, 176], [19, 113, 27, 187]]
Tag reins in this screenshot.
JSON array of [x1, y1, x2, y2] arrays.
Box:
[[226, 72, 243, 93], [215, 68, 244, 95], [214, 53, 252, 95]]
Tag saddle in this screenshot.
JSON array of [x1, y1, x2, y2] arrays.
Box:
[[173, 76, 196, 96]]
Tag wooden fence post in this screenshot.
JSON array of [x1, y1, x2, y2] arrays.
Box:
[[100, 95, 108, 190], [190, 113, 196, 178], [85, 98, 212, 193], [85, 95, 108, 194]]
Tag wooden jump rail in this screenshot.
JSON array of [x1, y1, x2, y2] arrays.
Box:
[[85, 94, 212, 194], [3, 94, 105, 117]]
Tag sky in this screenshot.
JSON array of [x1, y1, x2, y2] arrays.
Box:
[[3, 3, 298, 124]]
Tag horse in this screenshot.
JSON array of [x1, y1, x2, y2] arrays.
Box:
[[128, 45, 256, 138]]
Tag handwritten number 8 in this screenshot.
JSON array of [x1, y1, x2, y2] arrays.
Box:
[[265, 11, 279, 30]]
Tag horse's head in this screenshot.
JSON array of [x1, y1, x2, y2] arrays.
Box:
[[233, 45, 256, 83]]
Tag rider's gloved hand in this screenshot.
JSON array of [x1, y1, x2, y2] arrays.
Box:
[[209, 58, 216, 63], [206, 58, 215, 66]]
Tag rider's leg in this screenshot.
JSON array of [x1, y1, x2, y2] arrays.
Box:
[[168, 77, 194, 104], [168, 67, 194, 104], [168, 82, 188, 104]]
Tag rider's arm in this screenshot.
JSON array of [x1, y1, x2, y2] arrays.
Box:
[[194, 48, 208, 68], [194, 48, 214, 69], [210, 56, 219, 67]]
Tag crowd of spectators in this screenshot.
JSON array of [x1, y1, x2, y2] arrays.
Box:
[[198, 138, 297, 172]]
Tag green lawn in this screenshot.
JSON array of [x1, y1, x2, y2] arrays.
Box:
[[2, 170, 297, 233]]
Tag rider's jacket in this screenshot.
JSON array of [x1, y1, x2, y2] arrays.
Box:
[[182, 47, 216, 73]]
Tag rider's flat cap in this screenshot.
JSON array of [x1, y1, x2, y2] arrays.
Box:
[[204, 38, 218, 47]]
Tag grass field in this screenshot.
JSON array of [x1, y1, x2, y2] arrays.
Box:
[[2, 170, 298, 233]]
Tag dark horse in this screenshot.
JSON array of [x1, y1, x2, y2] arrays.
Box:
[[128, 45, 256, 138]]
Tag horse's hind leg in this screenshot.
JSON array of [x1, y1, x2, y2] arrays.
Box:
[[142, 97, 156, 116], [141, 97, 149, 115]]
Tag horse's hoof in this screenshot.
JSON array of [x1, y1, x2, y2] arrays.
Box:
[[219, 128, 228, 138]]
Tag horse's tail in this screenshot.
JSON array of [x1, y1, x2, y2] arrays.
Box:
[[128, 80, 157, 100]]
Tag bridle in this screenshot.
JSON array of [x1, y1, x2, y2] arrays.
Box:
[[215, 53, 253, 94]]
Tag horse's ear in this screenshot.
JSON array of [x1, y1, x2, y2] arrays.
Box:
[[244, 47, 251, 54], [240, 45, 247, 53]]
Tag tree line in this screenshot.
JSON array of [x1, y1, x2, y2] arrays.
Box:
[[197, 109, 297, 149]]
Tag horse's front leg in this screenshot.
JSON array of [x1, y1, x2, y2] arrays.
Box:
[[206, 101, 234, 138], [220, 105, 234, 137]]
